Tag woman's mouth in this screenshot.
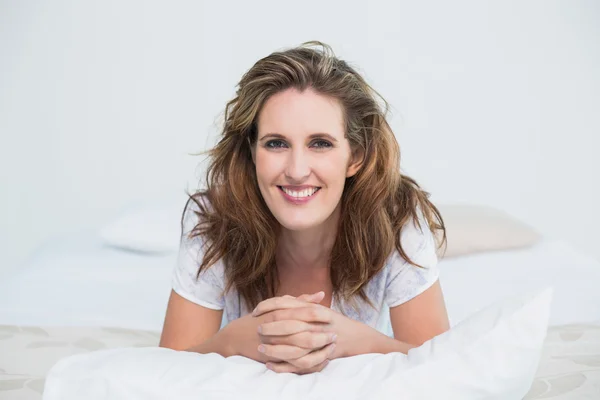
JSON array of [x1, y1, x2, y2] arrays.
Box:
[[277, 186, 321, 204]]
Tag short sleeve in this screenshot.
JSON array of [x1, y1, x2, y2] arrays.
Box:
[[171, 197, 226, 310], [384, 209, 440, 308]]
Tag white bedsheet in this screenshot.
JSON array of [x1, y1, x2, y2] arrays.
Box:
[[439, 238, 600, 326], [0, 233, 598, 331], [0, 231, 175, 331]]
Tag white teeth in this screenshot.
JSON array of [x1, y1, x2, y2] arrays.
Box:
[[281, 187, 319, 198]]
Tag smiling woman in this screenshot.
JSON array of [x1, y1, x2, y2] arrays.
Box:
[[159, 41, 449, 375], [252, 87, 359, 232]]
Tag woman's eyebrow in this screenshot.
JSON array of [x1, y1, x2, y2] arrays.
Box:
[[259, 133, 338, 142]]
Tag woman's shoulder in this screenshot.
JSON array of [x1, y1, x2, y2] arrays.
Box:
[[172, 192, 227, 309], [363, 207, 440, 309], [179, 193, 223, 265], [372, 206, 438, 280]]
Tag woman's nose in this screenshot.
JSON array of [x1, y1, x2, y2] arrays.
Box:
[[285, 149, 310, 181]]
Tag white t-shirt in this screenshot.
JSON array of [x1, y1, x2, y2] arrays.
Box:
[[171, 199, 440, 336]]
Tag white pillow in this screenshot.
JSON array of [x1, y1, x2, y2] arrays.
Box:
[[99, 199, 184, 254], [43, 287, 552, 400]]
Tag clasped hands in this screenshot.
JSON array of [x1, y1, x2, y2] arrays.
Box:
[[249, 291, 351, 375]]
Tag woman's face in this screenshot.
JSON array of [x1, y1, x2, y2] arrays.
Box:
[[253, 87, 362, 232]]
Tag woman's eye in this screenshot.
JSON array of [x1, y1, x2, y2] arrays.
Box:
[[312, 140, 332, 149], [264, 139, 332, 149], [265, 140, 287, 149]]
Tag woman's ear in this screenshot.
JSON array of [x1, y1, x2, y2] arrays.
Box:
[[346, 146, 365, 178]]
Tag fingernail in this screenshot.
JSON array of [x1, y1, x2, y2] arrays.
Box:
[[258, 345, 265, 353], [330, 344, 336, 352], [330, 334, 337, 342], [324, 360, 330, 367], [257, 325, 262, 334]]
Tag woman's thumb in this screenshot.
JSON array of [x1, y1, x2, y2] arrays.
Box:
[[297, 291, 325, 303]]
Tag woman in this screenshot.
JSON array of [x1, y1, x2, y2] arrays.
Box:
[[159, 41, 449, 375]]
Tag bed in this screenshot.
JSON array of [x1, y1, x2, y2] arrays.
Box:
[[1, 232, 599, 399]]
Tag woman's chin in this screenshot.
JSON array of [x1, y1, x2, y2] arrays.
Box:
[[277, 217, 320, 232]]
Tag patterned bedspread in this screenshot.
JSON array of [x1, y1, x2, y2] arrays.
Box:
[[1, 324, 599, 399]]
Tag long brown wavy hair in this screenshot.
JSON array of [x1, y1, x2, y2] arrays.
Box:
[[183, 41, 447, 312]]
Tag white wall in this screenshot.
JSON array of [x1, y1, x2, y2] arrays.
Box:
[[1, 0, 599, 279]]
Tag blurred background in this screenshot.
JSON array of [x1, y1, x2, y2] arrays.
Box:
[[1, 0, 599, 280]]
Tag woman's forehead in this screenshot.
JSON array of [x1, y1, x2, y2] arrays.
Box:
[[257, 88, 344, 139]]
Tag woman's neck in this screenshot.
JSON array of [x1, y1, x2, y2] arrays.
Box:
[[275, 203, 341, 272]]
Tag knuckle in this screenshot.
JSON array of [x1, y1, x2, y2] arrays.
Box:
[[308, 308, 319, 320], [295, 332, 310, 348], [274, 297, 283, 308], [281, 309, 293, 321], [284, 346, 299, 358], [263, 345, 275, 357], [291, 347, 305, 359], [267, 311, 278, 323], [260, 336, 272, 345], [259, 323, 269, 335]]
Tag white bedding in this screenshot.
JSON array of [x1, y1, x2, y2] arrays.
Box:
[[439, 238, 600, 326], [0, 231, 175, 331], [1, 233, 600, 399]]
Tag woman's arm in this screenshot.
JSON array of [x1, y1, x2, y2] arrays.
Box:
[[159, 290, 223, 351], [335, 319, 416, 357], [389, 280, 450, 346]]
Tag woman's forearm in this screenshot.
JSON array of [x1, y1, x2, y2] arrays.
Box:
[[342, 320, 415, 357], [185, 325, 235, 357], [185, 316, 267, 362], [368, 332, 416, 355]]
